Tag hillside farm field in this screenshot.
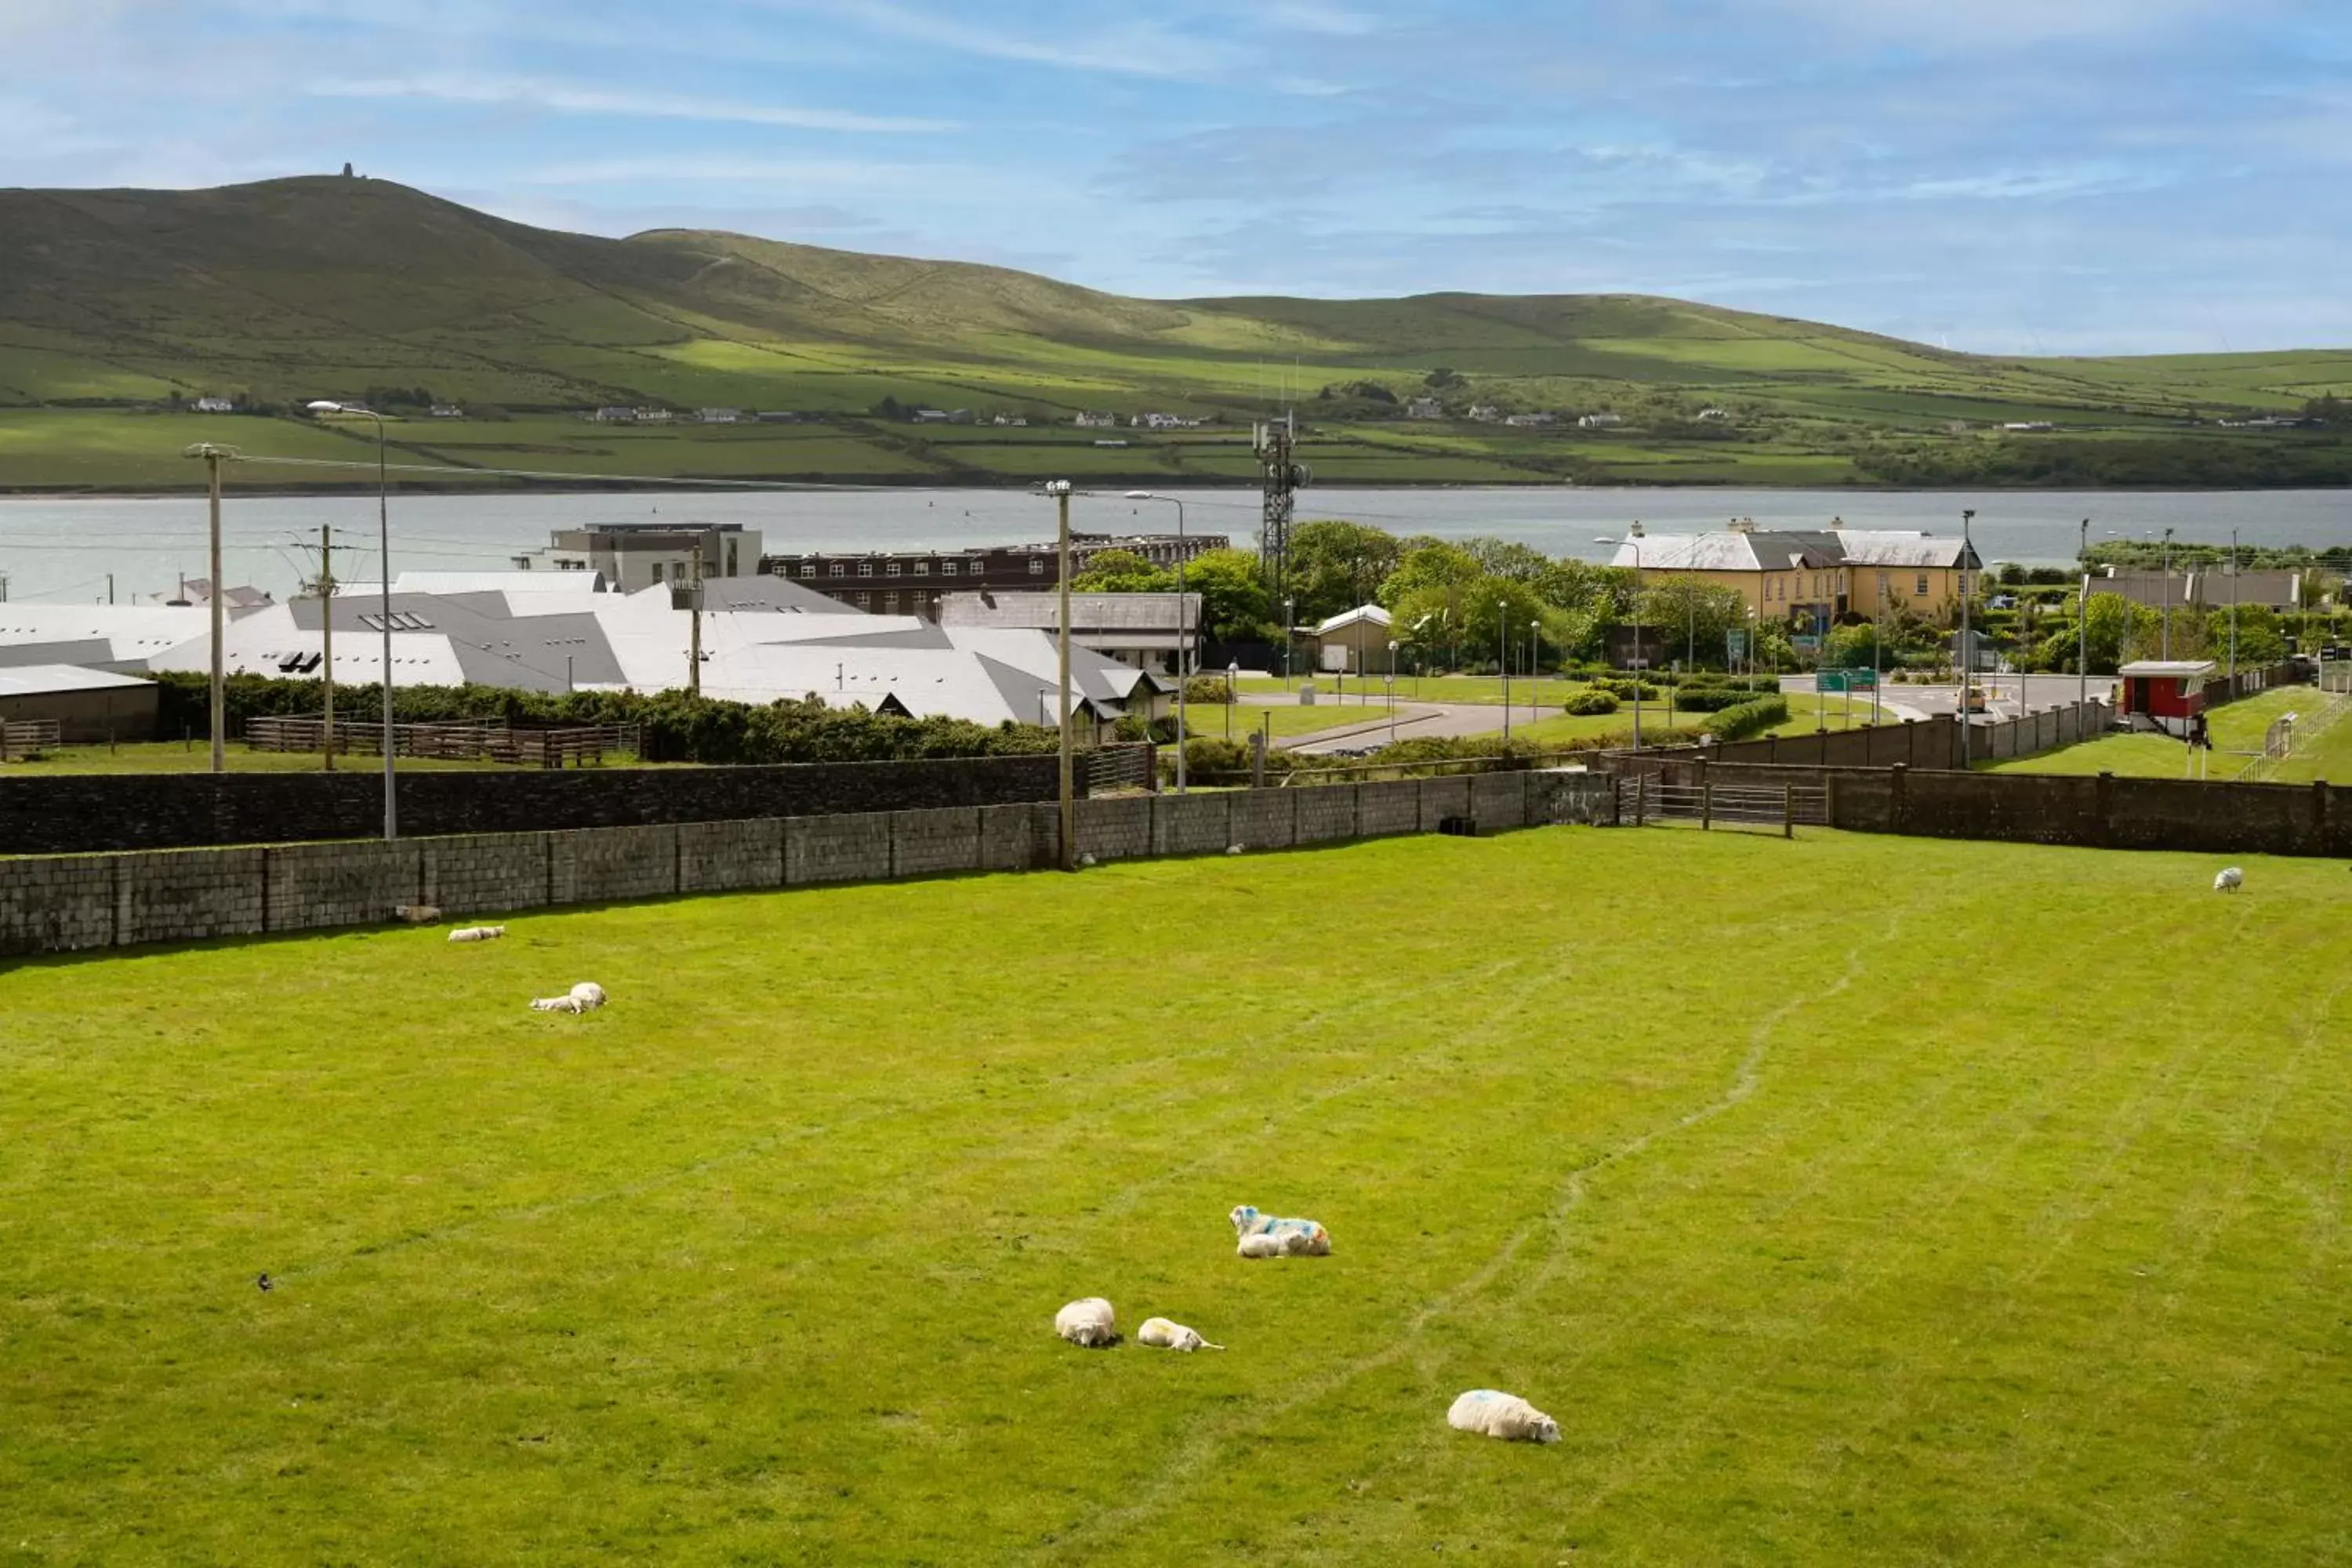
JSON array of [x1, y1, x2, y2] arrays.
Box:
[[3, 829, 2348, 1563]]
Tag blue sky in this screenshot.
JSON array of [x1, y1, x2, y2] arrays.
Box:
[[4, 0, 2347, 354]]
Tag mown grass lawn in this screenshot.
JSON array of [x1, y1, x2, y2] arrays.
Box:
[[1982, 686, 2347, 782], [3, 829, 2347, 1564]]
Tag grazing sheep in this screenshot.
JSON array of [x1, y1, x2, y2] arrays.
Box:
[[2214, 866, 2245, 894], [1137, 1316, 1223, 1352], [1054, 1298, 1118, 1348], [1229, 1204, 1330, 1256], [1446, 1389, 1561, 1444], [394, 904, 443, 924], [447, 925, 506, 943], [528, 982, 606, 1014]]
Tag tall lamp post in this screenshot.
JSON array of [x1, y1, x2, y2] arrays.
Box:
[[2160, 525, 2176, 661], [1958, 509, 1976, 768], [1497, 601, 1511, 741], [1529, 618, 1541, 720], [182, 442, 234, 774], [1124, 492, 1190, 793], [307, 401, 397, 839], [2227, 526, 2239, 677], [2078, 517, 2091, 713], [1041, 481, 1076, 870]]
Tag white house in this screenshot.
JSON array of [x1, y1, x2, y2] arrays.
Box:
[[192, 397, 234, 413], [1577, 412, 1623, 430]]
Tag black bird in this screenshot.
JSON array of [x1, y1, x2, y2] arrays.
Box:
[[256, 1272, 274, 1292]]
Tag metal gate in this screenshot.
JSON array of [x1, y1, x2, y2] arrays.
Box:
[[1613, 773, 1826, 834], [1084, 742, 1158, 793]]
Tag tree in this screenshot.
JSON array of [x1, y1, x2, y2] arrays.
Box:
[[1070, 549, 1174, 593], [1180, 548, 1276, 643], [1286, 520, 1401, 622], [2080, 591, 2136, 673], [2207, 604, 2288, 669], [1377, 539, 1482, 607], [1636, 579, 1747, 670]]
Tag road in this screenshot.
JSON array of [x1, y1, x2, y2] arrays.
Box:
[[1782, 673, 2115, 722]]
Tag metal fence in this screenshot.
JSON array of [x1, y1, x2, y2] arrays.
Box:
[[1614, 773, 1823, 835]]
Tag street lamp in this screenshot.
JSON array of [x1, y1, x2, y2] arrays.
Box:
[[1386, 638, 1399, 746], [1597, 535, 1642, 750], [307, 400, 397, 839], [1124, 491, 1190, 793], [1040, 480, 1076, 870], [1959, 508, 1976, 768], [1529, 618, 1541, 721], [2078, 517, 2090, 712], [1497, 600, 1511, 741]]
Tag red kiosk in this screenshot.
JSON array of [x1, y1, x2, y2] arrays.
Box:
[[2115, 659, 2216, 738]]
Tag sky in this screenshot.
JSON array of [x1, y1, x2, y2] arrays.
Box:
[[2, 0, 2347, 355]]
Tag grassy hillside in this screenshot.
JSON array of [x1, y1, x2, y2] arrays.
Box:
[[0, 175, 2345, 491]]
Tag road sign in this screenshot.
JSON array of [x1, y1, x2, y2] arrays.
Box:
[[1726, 629, 1748, 661]]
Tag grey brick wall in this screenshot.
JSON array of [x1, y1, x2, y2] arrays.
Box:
[[1527, 771, 1618, 826], [893, 808, 983, 878], [0, 855, 114, 954], [1229, 789, 1294, 851], [1471, 771, 1529, 831], [117, 848, 267, 946], [1295, 786, 1359, 844], [1357, 779, 1421, 837], [789, 813, 892, 885], [980, 804, 1047, 872], [1074, 796, 1153, 862], [552, 824, 679, 906], [1420, 775, 1472, 825], [265, 840, 423, 933], [1152, 793, 1231, 856], [678, 818, 784, 893], [423, 832, 549, 918]]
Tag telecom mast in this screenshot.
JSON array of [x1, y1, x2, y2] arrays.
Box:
[[1254, 412, 1308, 602]]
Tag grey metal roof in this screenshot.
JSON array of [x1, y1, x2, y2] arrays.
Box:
[[1612, 528, 1976, 572], [0, 664, 154, 696], [937, 590, 1201, 633], [701, 575, 865, 615], [1832, 531, 1976, 569], [286, 593, 625, 691]]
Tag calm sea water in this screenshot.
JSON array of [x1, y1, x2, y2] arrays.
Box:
[[1, 486, 2346, 603]]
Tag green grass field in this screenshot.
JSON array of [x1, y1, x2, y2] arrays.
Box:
[[5, 828, 2347, 1563], [1984, 687, 2352, 782]]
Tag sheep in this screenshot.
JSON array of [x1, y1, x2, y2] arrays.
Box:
[[528, 982, 607, 1014], [1226, 844, 1245, 855], [394, 904, 444, 924], [447, 925, 506, 943], [1229, 1204, 1330, 1256], [1054, 1298, 1118, 1348], [1446, 1389, 1561, 1444], [2214, 866, 2245, 894], [1137, 1316, 1223, 1352], [1236, 1232, 1287, 1259]]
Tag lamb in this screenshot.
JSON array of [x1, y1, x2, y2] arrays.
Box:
[[1229, 1204, 1330, 1256], [1235, 1232, 1287, 1259], [2214, 866, 2245, 894], [447, 925, 506, 943], [1137, 1316, 1223, 1352], [1446, 1389, 1561, 1444], [1054, 1297, 1118, 1348], [528, 982, 607, 1014]]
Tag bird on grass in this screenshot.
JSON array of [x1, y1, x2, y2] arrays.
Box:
[[256, 1273, 274, 1293]]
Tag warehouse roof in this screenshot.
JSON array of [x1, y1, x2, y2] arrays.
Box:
[[0, 664, 156, 696]]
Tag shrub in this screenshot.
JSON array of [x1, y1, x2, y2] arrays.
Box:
[[1664, 687, 1757, 713], [1181, 674, 1234, 704], [1562, 689, 1621, 715], [1598, 680, 1663, 701], [1704, 695, 1791, 742]]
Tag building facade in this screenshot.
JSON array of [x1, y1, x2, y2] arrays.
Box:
[[761, 532, 1229, 622], [517, 523, 764, 590], [1610, 521, 1980, 625]]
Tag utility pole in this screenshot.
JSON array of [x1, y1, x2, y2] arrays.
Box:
[[201, 445, 227, 774], [1050, 481, 1075, 871], [1874, 570, 1886, 724], [2078, 517, 2090, 713], [2228, 527, 2239, 677], [319, 524, 336, 771], [107, 573, 114, 605], [688, 542, 704, 696], [1959, 508, 1975, 770], [1499, 606, 1510, 742], [2161, 526, 2175, 661]]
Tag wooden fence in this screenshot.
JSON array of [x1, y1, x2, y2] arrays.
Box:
[[245, 716, 641, 768]]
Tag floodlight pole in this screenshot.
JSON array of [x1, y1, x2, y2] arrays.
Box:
[[1126, 492, 1188, 793], [2161, 526, 2175, 661], [320, 523, 336, 771], [2228, 527, 2239, 678], [2078, 517, 2091, 713], [1497, 602, 1510, 741], [204, 446, 227, 774], [1050, 481, 1076, 870], [1529, 619, 1541, 720], [1874, 570, 1886, 725]]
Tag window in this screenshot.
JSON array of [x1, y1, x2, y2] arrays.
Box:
[[1916, 573, 1929, 596], [649, 563, 663, 586], [799, 563, 816, 578], [883, 593, 898, 612], [857, 592, 871, 606], [886, 561, 902, 577], [858, 561, 875, 578], [942, 561, 959, 577], [726, 543, 739, 576], [913, 561, 931, 576], [1029, 557, 1044, 576], [829, 562, 846, 578]]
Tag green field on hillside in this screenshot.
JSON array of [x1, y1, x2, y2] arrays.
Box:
[[5, 828, 2347, 1563], [1, 176, 2346, 492], [1983, 686, 2352, 782]]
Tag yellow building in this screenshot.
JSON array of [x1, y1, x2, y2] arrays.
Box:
[[1608, 521, 1979, 624]]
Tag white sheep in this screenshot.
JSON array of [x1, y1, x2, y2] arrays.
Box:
[[1229, 1204, 1330, 1256], [1446, 1389, 1561, 1444], [2214, 866, 2244, 894], [528, 982, 607, 1014], [1137, 1316, 1223, 1352], [394, 904, 444, 924], [1236, 1232, 1287, 1259], [1226, 844, 1245, 855], [447, 925, 506, 943], [1054, 1297, 1118, 1348]]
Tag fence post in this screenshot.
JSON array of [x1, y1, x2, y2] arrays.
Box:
[[1635, 771, 1648, 827], [1782, 784, 1794, 839], [1701, 781, 1713, 831], [1249, 730, 1265, 789], [1890, 762, 1907, 833]]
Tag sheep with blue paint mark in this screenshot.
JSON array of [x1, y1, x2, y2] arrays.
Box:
[[1230, 1204, 1330, 1257]]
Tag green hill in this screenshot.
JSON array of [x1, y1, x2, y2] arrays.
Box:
[[0, 174, 2345, 491]]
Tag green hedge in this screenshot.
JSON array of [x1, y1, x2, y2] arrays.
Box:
[[1563, 689, 1621, 716], [149, 672, 1058, 766], [1704, 695, 1791, 742]]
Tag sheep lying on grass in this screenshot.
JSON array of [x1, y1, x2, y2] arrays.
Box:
[[528, 982, 608, 1014], [1137, 1317, 1222, 1352], [1446, 1390, 1560, 1444], [1054, 1298, 1118, 1348], [1230, 1204, 1330, 1256], [2214, 866, 2245, 893], [448, 925, 505, 943], [394, 904, 443, 925]]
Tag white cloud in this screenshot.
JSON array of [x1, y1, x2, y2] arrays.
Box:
[[812, 1, 1248, 81], [1761, 0, 2237, 47], [310, 73, 959, 133], [518, 156, 956, 187]]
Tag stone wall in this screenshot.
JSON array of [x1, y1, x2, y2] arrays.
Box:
[[0, 771, 1623, 957], [0, 753, 1061, 856]]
